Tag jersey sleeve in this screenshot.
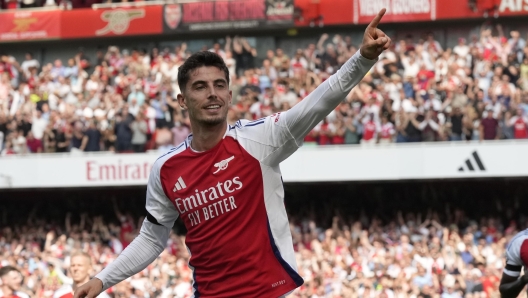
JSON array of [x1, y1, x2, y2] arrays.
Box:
[[236, 50, 376, 166], [145, 159, 180, 228], [94, 160, 179, 290], [504, 236, 528, 277]]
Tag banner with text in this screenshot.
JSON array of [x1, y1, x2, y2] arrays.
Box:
[[1, 141, 528, 189], [163, 0, 293, 33], [295, 0, 528, 27], [353, 0, 436, 24], [0, 10, 60, 42], [61, 6, 162, 39]]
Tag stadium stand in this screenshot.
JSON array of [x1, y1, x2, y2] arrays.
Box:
[[1, 25, 528, 155], [1, 179, 527, 298]]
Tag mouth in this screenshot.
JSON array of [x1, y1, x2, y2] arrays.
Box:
[[203, 104, 222, 112]]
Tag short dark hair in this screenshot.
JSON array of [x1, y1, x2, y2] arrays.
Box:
[[0, 266, 19, 278], [177, 51, 229, 92]]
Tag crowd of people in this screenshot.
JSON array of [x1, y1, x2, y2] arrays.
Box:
[[2, 25, 528, 156], [0, 197, 523, 298]]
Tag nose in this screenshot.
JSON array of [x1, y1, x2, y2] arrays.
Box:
[[207, 84, 218, 100]]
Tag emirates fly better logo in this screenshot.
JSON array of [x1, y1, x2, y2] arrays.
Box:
[[95, 9, 146, 36]]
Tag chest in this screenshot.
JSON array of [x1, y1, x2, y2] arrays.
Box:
[[161, 138, 263, 229]]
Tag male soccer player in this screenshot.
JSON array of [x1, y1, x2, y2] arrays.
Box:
[[0, 266, 29, 298], [53, 252, 111, 298], [75, 9, 391, 298], [500, 230, 528, 297]]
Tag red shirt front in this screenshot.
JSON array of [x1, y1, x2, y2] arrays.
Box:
[[363, 121, 377, 141], [26, 138, 42, 153], [513, 117, 528, 139]]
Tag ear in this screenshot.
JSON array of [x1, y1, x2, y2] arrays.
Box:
[[228, 90, 233, 106], [177, 93, 186, 110]]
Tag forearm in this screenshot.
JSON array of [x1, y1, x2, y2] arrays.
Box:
[[285, 50, 376, 141], [94, 220, 169, 291], [500, 278, 528, 298]]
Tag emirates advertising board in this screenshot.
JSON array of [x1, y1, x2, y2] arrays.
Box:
[[2, 142, 528, 189]]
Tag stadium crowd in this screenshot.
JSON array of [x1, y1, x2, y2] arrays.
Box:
[[0, 197, 522, 298], [2, 25, 528, 156]]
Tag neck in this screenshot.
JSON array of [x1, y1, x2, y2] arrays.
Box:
[[190, 121, 227, 152], [1, 285, 13, 296]]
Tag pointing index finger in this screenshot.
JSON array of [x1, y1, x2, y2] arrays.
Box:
[[368, 8, 386, 29]]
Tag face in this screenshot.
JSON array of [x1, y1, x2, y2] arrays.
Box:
[[2, 270, 22, 291], [70, 255, 91, 284], [178, 66, 231, 127]]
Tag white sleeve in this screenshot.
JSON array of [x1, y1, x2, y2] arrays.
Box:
[[284, 51, 376, 142], [94, 161, 179, 290], [504, 236, 525, 277], [236, 51, 375, 166], [94, 221, 170, 290]]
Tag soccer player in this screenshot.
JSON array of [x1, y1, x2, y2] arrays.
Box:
[[75, 9, 391, 298], [499, 230, 528, 297], [53, 252, 111, 298], [0, 266, 29, 298]]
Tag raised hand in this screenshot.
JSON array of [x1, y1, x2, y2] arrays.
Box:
[[360, 8, 392, 60]]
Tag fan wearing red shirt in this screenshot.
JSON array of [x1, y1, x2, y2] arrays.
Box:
[[379, 115, 395, 144], [361, 113, 380, 145], [508, 108, 528, 139], [53, 252, 110, 298], [0, 266, 29, 298], [26, 131, 43, 153]]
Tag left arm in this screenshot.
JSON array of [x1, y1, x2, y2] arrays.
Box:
[[500, 271, 528, 298], [236, 9, 390, 166], [283, 10, 390, 143], [283, 51, 377, 143]]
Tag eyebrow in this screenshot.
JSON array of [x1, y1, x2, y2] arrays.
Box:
[[191, 79, 227, 87]]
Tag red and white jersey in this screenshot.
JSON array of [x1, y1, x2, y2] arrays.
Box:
[[53, 285, 111, 298], [380, 122, 395, 139], [149, 114, 305, 297], [504, 230, 528, 277], [509, 116, 528, 139]]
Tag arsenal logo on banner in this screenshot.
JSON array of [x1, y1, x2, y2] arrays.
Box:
[[164, 4, 182, 29]]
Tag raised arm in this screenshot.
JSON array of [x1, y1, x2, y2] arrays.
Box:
[[284, 9, 391, 143]]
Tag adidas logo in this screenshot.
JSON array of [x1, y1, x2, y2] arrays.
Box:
[[173, 176, 187, 192], [458, 151, 486, 172]]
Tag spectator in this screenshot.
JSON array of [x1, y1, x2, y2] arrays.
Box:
[[26, 131, 42, 153], [31, 110, 48, 141], [80, 120, 101, 152], [379, 114, 395, 144], [130, 112, 147, 153], [114, 108, 134, 153], [0, 266, 28, 298], [480, 109, 499, 140]]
